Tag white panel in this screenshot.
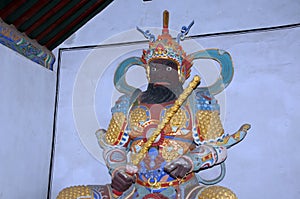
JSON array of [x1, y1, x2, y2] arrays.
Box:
[[52, 26, 300, 199], [52, 0, 300, 198], [0, 45, 56, 199]]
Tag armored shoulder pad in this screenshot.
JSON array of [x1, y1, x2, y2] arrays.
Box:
[[106, 95, 131, 146], [194, 88, 220, 111], [111, 95, 131, 115]]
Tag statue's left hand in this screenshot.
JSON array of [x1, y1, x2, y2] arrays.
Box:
[[111, 170, 136, 193], [164, 156, 192, 178]]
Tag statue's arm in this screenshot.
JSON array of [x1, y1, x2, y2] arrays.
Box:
[[164, 143, 227, 179], [96, 128, 129, 176], [183, 144, 227, 172], [96, 128, 135, 196], [96, 95, 131, 175]]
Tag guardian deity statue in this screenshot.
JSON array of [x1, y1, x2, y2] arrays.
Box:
[[57, 10, 250, 199]]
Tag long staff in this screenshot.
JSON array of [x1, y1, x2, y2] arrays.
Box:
[[131, 75, 201, 165]]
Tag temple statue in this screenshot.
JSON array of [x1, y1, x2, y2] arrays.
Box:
[[57, 11, 250, 199]]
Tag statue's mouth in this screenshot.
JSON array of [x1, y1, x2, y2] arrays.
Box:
[[154, 82, 170, 86]]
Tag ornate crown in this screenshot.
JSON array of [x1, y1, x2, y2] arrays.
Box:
[[115, 11, 233, 96], [138, 10, 194, 82]]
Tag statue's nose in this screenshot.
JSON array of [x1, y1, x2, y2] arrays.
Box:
[[157, 72, 164, 78]]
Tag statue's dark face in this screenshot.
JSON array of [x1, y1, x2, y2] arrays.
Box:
[[140, 59, 183, 104], [148, 59, 182, 92]]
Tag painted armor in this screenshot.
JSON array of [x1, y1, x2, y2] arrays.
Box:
[[93, 88, 247, 199]]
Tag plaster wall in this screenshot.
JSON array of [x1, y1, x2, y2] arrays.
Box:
[[51, 0, 300, 198], [0, 45, 56, 198]]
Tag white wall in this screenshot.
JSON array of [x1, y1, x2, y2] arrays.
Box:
[[0, 45, 56, 198], [51, 0, 300, 198]]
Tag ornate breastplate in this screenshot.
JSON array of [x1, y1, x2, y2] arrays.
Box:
[[128, 100, 194, 162]]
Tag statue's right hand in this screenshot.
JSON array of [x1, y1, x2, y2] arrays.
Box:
[[111, 170, 135, 193]]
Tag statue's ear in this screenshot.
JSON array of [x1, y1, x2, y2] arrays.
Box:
[[114, 57, 145, 96], [190, 49, 234, 96]]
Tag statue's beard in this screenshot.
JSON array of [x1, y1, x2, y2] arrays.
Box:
[[140, 83, 183, 104]]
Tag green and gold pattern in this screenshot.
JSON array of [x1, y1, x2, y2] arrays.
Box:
[[0, 19, 55, 70]]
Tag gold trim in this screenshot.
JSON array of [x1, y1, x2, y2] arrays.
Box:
[[148, 177, 158, 187]]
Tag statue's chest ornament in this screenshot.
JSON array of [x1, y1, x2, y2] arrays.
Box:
[[161, 104, 190, 131], [129, 103, 191, 138], [143, 124, 165, 146], [129, 105, 151, 131]]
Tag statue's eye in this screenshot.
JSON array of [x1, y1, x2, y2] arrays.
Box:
[[151, 67, 157, 71], [166, 66, 172, 71]]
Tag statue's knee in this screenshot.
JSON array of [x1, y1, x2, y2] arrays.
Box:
[[198, 186, 237, 199], [56, 185, 93, 199]]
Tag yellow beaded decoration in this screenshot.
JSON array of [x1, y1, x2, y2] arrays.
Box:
[[56, 186, 93, 199], [105, 112, 126, 144], [168, 107, 187, 129], [196, 110, 224, 141], [198, 186, 237, 199], [129, 107, 147, 129]]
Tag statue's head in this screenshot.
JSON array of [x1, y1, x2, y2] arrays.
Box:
[[139, 10, 194, 87], [114, 10, 233, 97]]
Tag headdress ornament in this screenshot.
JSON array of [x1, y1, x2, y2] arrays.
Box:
[[137, 10, 194, 82]]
